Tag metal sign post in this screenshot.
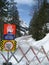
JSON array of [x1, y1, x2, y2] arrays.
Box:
[[1, 23, 17, 65]]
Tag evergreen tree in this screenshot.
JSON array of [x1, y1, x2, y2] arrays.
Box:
[[0, 0, 8, 17], [29, 0, 49, 40], [6, 0, 21, 37], [0, 0, 8, 40], [0, 0, 21, 40]]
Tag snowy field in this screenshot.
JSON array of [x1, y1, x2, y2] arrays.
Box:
[[0, 33, 49, 65]]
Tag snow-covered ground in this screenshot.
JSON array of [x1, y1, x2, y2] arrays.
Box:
[[20, 20, 29, 35], [0, 33, 49, 65]]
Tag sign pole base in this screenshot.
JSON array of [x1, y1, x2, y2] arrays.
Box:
[[3, 62, 12, 65]]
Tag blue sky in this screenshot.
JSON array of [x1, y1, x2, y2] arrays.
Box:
[[14, 0, 37, 26], [14, 0, 49, 26]]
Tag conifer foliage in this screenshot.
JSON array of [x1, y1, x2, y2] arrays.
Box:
[[29, 0, 49, 40]]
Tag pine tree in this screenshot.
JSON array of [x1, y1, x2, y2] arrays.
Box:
[[29, 0, 49, 40], [6, 0, 21, 37], [0, 0, 21, 40], [0, 0, 8, 40], [0, 0, 8, 17]]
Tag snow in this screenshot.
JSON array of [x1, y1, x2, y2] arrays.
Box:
[[20, 21, 28, 28], [19, 20, 28, 35], [0, 33, 49, 65], [31, 33, 49, 52]]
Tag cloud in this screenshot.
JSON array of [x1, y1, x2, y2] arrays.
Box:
[[15, 0, 36, 6]]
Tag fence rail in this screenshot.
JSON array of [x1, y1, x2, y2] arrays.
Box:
[[0, 44, 49, 65]]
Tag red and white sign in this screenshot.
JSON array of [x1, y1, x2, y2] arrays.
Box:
[[4, 41, 14, 51], [4, 24, 16, 35]]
